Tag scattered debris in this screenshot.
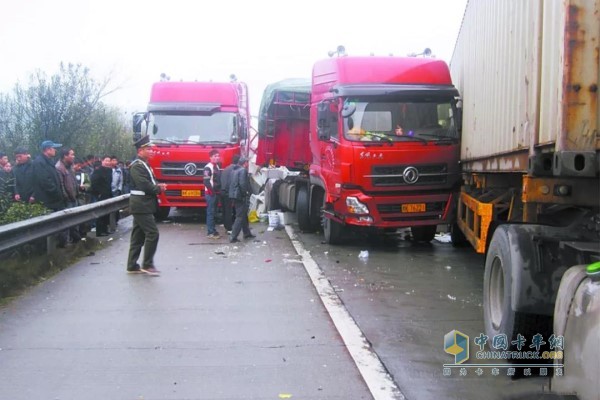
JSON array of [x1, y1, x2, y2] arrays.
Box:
[[434, 233, 452, 243]]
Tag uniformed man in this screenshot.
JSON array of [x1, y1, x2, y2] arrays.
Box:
[[126, 135, 167, 275]]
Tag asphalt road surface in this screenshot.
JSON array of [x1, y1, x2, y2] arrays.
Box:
[[290, 224, 555, 400], [0, 209, 565, 399]]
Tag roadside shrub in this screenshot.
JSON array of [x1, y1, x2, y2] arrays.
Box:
[[0, 202, 50, 225]]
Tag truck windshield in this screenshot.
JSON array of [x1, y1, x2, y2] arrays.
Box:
[[148, 112, 237, 144], [343, 100, 458, 143]]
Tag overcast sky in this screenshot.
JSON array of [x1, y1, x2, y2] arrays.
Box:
[[1, 0, 467, 120]]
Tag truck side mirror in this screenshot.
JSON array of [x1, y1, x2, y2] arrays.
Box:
[[132, 112, 146, 134], [240, 118, 248, 140], [341, 101, 356, 118], [231, 115, 240, 142], [455, 99, 463, 132], [317, 102, 332, 140]]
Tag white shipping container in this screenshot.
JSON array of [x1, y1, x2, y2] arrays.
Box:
[[450, 0, 599, 173]]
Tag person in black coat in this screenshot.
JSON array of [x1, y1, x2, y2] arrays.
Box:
[[32, 141, 66, 211], [220, 154, 240, 232], [228, 156, 255, 243], [13, 147, 35, 203], [90, 156, 114, 236]]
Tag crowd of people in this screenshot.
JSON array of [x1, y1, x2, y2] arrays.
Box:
[[1, 139, 256, 275], [125, 142, 256, 277], [203, 150, 255, 243], [0, 141, 131, 245]]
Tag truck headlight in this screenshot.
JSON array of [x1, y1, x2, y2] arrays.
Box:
[[346, 196, 369, 215]]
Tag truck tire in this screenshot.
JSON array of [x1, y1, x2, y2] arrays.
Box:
[[154, 206, 170, 221], [483, 225, 552, 342], [296, 186, 313, 232], [323, 217, 343, 244], [308, 188, 323, 231], [411, 225, 436, 242]]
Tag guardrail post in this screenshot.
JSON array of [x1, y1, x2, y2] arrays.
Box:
[[46, 234, 58, 255], [109, 212, 117, 232]]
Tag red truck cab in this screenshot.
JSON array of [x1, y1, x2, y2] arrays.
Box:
[[310, 56, 462, 243], [133, 81, 250, 219], [256, 79, 312, 170], [257, 57, 462, 243]]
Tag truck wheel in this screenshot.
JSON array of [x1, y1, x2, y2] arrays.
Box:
[[154, 206, 170, 221], [483, 225, 551, 342], [411, 225, 436, 242], [309, 189, 323, 231], [296, 186, 313, 232], [323, 216, 343, 244], [484, 225, 517, 339]]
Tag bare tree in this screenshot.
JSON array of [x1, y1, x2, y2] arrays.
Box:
[[0, 62, 131, 160]]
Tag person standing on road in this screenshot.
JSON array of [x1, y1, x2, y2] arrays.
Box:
[[220, 153, 240, 233], [90, 156, 113, 237], [126, 135, 167, 276], [55, 148, 79, 209], [55, 148, 82, 243], [13, 147, 35, 203], [110, 156, 123, 197], [32, 140, 68, 247], [0, 151, 9, 180], [229, 156, 255, 243], [203, 149, 221, 239], [32, 141, 66, 212], [110, 155, 123, 224], [1, 160, 15, 199]]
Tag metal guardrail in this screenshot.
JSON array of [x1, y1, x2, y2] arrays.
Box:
[[0, 195, 130, 254]]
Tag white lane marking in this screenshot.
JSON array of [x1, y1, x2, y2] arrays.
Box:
[[285, 225, 405, 400]]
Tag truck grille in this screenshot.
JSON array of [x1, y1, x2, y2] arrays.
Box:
[[159, 162, 207, 177], [371, 164, 447, 186]]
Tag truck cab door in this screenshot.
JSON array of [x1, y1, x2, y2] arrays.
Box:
[[316, 100, 341, 196]]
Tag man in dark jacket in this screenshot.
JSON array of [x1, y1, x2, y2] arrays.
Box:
[[56, 148, 82, 243], [32, 141, 65, 211], [55, 148, 79, 208], [220, 154, 240, 232], [13, 147, 35, 203], [203, 149, 221, 239], [126, 136, 167, 275], [90, 156, 113, 236], [228, 156, 255, 243]]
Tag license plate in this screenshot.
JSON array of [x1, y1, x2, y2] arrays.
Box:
[[402, 203, 426, 213], [181, 190, 201, 197]]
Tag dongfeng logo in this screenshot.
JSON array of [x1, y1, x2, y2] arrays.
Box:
[[403, 166, 419, 184], [184, 163, 198, 176]]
